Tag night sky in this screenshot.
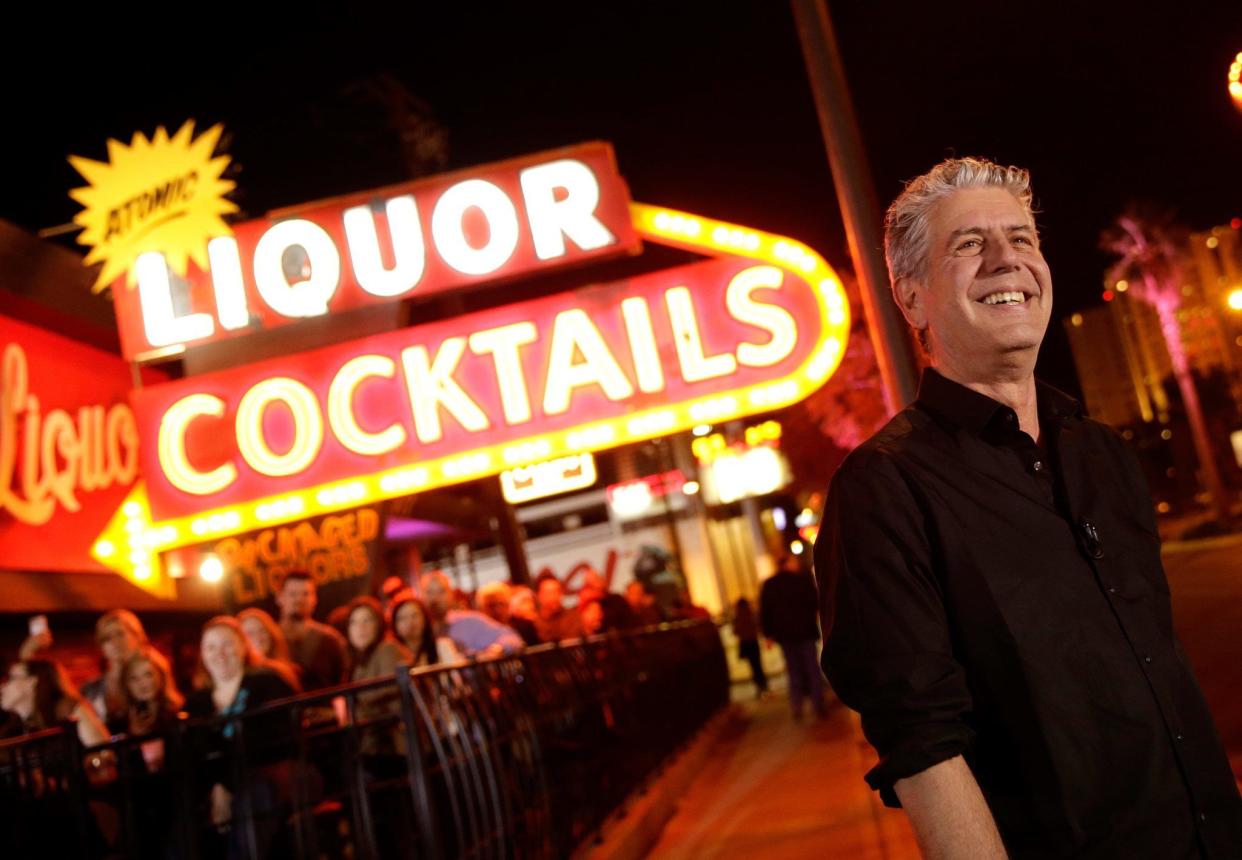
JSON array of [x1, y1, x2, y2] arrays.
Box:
[[4, 3, 1241, 396]]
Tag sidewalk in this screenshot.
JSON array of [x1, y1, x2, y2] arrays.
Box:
[[644, 685, 920, 859]]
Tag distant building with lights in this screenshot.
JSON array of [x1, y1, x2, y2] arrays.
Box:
[[1065, 299, 1171, 428], [1064, 221, 1242, 508], [1066, 221, 1242, 425]]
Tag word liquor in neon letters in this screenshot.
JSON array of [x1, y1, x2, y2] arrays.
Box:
[[119, 143, 638, 360]]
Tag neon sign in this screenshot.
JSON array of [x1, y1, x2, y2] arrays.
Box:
[[109, 143, 639, 362], [68, 121, 237, 294], [0, 343, 139, 526], [500, 453, 598, 504], [0, 314, 157, 589], [606, 470, 687, 520], [96, 203, 850, 585]]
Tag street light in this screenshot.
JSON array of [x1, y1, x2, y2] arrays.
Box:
[[1231, 52, 1242, 110]]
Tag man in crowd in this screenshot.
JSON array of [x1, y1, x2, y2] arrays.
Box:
[[815, 157, 1242, 857], [576, 567, 639, 631], [477, 581, 541, 646], [624, 580, 662, 626], [275, 570, 347, 690], [507, 585, 543, 645], [758, 554, 827, 722], [476, 581, 512, 625], [421, 571, 523, 657], [533, 572, 583, 642]]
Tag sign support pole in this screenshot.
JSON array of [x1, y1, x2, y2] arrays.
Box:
[[791, 0, 919, 413], [485, 478, 531, 586]]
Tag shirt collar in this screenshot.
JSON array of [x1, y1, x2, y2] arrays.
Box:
[[915, 368, 1082, 437]]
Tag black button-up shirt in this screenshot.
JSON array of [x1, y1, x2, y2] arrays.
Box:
[[814, 369, 1242, 858]]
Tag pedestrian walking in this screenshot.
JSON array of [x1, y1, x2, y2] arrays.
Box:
[[759, 555, 827, 721], [732, 597, 768, 698]]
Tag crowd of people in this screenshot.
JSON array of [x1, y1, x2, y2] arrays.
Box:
[[0, 567, 706, 855]]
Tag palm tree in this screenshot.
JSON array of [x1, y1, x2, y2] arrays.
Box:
[[1102, 212, 1233, 527]]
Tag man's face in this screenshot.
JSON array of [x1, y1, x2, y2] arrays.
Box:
[[625, 581, 646, 608], [902, 187, 1052, 371], [510, 590, 536, 620], [537, 579, 564, 615], [480, 594, 511, 624], [277, 578, 316, 621], [422, 577, 450, 620], [578, 570, 605, 605]]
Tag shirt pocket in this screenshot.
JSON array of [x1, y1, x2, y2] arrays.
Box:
[[1107, 540, 1175, 641]]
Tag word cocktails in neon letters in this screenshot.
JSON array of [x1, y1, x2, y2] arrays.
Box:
[[131, 255, 830, 521]]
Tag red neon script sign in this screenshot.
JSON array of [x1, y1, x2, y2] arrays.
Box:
[[0, 314, 147, 572]]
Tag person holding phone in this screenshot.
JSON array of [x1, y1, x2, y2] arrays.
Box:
[[81, 610, 150, 724], [17, 614, 52, 660], [1, 658, 108, 748]]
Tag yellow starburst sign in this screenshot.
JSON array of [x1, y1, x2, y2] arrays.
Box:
[[69, 121, 237, 293]]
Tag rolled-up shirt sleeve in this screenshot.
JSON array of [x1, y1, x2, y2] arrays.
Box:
[[814, 448, 974, 807]]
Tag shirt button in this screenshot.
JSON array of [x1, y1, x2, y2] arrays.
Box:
[[1176, 734, 1184, 741], [1200, 812, 1208, 822], [1032, 460, 1044, 472], [1143, 655, 1153, 664], [1107, 587, 1117, 594]]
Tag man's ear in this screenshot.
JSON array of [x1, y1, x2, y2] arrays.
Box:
[[893, 277, 927, 332]]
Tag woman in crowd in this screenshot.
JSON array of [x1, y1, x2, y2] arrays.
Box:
[[111, 645, 184, 739], [346, 597, 412, 682], [347, 597, 419, 856], [344, 597, 412, 761], [237, 607, 300, 684], [184, 616, 301, 858], [732, 597, 769, 698], [1, 659, 113, 855], [389, 590, 459, 666], [81, 609, 149, 724], [111, 646, 185, 858], [1, 658, 109, 748]]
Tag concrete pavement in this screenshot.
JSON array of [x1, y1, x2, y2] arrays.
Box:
[[1164, 535, 1242, 782], [644, 688, 919, 860]]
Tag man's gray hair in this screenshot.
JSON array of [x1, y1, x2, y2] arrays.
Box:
[[883, 157, 1035, 285]]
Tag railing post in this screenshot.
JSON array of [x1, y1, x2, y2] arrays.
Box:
[[395, 664, 443, 860], [287, 699, 313, 859], [342, 689, 381, 860], [230, 714, 261, 860], [168, 720, 202, 860]]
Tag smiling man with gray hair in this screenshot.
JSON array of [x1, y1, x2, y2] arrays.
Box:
[[813, 157, 1241, 858]]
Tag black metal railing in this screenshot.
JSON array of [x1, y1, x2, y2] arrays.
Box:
[[0, 619, 728, 859]]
